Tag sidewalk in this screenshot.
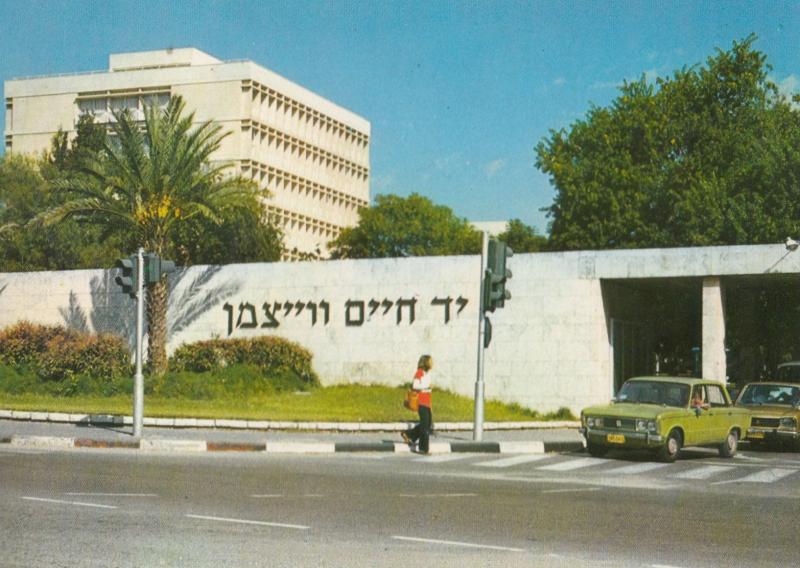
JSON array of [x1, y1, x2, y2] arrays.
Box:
[[0, 412, 584, 455]]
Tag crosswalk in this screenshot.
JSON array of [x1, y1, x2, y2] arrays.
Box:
[[405, 451, 800, 487]]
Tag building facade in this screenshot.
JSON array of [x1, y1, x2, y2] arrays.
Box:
[[3, 48, 371, 259]]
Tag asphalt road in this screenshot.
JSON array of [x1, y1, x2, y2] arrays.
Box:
[[1, 446, 799, 567]]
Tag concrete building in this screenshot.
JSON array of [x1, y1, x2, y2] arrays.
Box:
[[3, 48, 371, 259], [0, 243, 796, 414]]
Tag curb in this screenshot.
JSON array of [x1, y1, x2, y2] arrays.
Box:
[[0, 409, 580, 432], [1, 435, 584, 455]]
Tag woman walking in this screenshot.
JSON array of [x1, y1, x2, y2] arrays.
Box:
[[402, 354, 433, 454]]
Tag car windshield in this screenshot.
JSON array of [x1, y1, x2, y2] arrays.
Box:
[[616, 381, 689, 407], [738, 384, 800, 406]]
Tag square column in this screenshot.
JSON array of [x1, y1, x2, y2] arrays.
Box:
[[702, 277, 726, 382]]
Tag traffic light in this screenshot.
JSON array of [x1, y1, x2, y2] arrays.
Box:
[[483, 238, 513, 312], [114, 255, 138, 298], [143, 253, 177, 284]]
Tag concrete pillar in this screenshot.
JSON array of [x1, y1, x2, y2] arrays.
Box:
[[702, 277, 727, 382]]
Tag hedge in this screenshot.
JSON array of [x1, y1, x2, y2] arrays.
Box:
[[0, 321, 130, 381], [169, 336, 319, 387]]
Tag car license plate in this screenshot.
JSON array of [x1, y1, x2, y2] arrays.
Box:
[[607, 434, 625, 444], [749, 431, 765, 439]]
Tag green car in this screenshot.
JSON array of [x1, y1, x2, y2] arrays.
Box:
[[735, 382, 800, 450], [580, 377, 751, 462]]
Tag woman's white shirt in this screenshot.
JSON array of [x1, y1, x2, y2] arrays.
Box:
[[413, 370, 432, 392]]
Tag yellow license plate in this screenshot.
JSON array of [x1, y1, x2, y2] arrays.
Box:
[[749, 431, 765, 439], [607, 434, 625, 444]]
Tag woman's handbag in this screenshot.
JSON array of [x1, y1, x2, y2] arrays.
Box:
[[403, 389, 419, 412]]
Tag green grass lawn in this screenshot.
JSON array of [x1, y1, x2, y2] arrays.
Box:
[[0, 384, 575, 422]]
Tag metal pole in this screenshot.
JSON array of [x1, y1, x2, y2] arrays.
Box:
[[474, 231, 489, 441], [133, 247, 144, 438]]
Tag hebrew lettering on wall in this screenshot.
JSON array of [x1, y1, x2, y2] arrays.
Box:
[[223, 295, 469, 335], [224, 300, 331, 335]]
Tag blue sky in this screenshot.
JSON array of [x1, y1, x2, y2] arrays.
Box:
[[1, 1, 798, 233]]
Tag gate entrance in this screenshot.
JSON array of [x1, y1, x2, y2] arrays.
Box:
[[603, 278, 702, 394]]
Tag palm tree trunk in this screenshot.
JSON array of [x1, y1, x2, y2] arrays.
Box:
[[147, 279, 169, 374]]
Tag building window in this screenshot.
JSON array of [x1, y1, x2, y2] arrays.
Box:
[[76, 90, 170, 123]]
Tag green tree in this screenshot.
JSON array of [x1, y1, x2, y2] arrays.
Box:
[[171, 201, 283, 265], [47, 114, 108, 172], [0, 154, 122, 271], [33, 96, 268, 374], [328, 193, 481, 258], [536, 35, 800, 250], [497, 219, 547, 253]]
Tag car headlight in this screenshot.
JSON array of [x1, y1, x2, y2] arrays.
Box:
[[636, 419, 658, 433], [779, 417, 797, 430], [586, 417, 602, 428]]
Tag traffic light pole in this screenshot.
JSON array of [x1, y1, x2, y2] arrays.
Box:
[[473, 231, 489, 441], [133, 247, 145, 438]]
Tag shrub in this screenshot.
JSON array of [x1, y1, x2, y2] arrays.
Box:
[[170, 336, 319, 387], [0, 321, 130, 382], [0, 321, 64, 367], [37, 331, 130, 382]]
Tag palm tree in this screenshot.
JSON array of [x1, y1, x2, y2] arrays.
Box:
[[35, 96, 265, 374]]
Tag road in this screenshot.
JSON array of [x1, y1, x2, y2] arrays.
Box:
[[1, 445, 798, 567]]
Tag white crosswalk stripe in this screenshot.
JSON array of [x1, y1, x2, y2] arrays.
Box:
[[404, 451, 800, 487], [475, 454, 552, 468], [607, 462, 671, 475], [734, 468, 797, 483], [673, 465, 734, 479], [413, 454, 474, 463], [537, 457, 611, 471]]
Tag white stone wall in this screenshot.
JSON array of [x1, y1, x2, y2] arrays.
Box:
[[0, 253, 612, 414], [6, 244, 794, 413]]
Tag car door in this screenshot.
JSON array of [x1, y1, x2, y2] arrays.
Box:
[[685, 385, 714, 445], [705, 384, 731, 442]]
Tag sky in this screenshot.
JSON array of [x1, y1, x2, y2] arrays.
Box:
[[1, 1, 799, 233]]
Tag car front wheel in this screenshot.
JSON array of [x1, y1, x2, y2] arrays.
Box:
[[719, 430, 738, 458], [658, 430, 682, 463], [586, 442, 608, 457]]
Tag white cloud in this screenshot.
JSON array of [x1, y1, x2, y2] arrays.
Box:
[[591, 68, 660, 91], [590, 79, 622, 91], [777, 74, 799, 96], [642, 68, 659, 83], [433, 153, 459, 172], [484, 158, 507, 179], [371, 174, 395, 191], [553, 77, 566, 86]]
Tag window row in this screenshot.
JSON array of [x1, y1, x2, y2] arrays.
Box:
[[243, 80, 369, 148], [75, 91, 170, 121], [242, 161, 367, 212], [265, 205, 342, 240], [243, 121, 369, 181]]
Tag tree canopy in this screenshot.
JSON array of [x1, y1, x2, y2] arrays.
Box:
[[328, 192, 481, 259], [0, 153, 124, 271], [536, 35, 800, 250], [497, 219, 547, 253]]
